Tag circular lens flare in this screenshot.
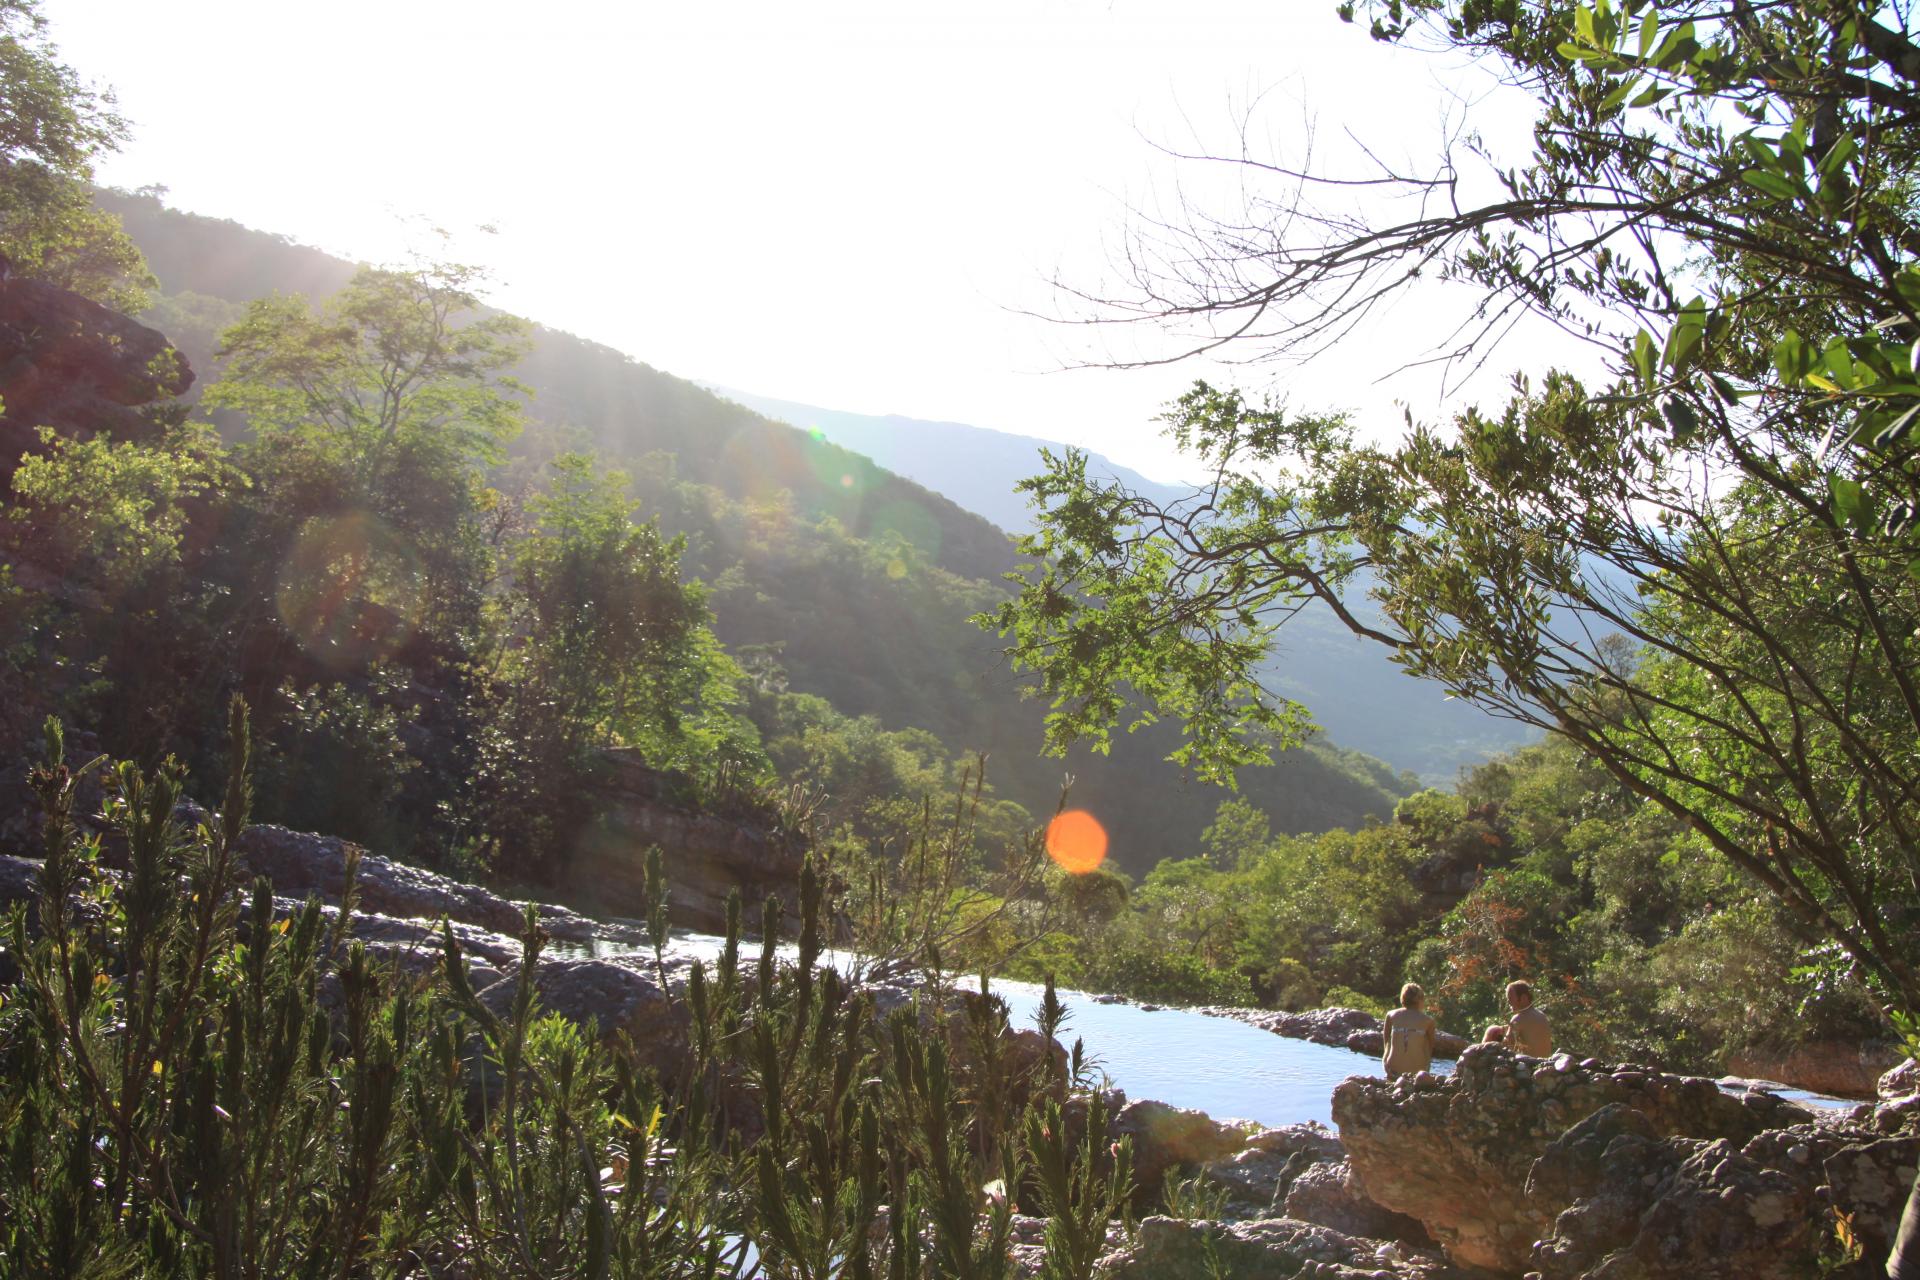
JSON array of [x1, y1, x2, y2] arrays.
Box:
[[1046, 810, 1108, 875]]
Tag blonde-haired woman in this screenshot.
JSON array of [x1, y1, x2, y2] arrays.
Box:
[[1382, 983, 1437, 1078]]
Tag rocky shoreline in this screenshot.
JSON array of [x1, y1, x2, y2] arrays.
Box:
[[4, 822, 1916, 1278]]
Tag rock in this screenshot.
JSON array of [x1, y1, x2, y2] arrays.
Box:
[[476, 956, 689, 1080], [1525, 1105, 1820, 1280], [1283, 1160, 1430, 1244], [1113, 1099, 1254, 1200], [1096, 1215, 1442, 1279], [1205, 1004, 1470, 1061], [1198, 1123, 1347, 1211], [1882, 1057, 1919, 1101], [1819, 1135, 1920, 1260], [1331, 1043, 1816, 1272], [1347, 1029, 1384, 1057], [1726, 1040, 1905, 1099], [567, 748, 806, 933], [238, 824, 527, 936], [0, 273, 193, 475]]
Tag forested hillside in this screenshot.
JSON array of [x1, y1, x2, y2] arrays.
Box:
[[711, 388, 1539, 782], [98, 189, 1416, 871]]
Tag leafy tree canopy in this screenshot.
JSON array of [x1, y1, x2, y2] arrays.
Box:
[[985, 0, 1920, 1015]]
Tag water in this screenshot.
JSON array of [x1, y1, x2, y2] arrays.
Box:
[[992, 979, 1405, 1129], [569, 932, 1855, 1125]]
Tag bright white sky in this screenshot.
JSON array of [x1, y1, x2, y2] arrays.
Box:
[[44, 0, 1598, 482]]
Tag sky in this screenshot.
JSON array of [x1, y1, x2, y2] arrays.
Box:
[[42, 0, 1599, 483]]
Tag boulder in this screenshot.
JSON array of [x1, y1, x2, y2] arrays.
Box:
[[1096, 1215, 1447, 1279], [239, 824, 527, 934], [1112, 1099, 1255, 1200], [1198, 1123, 1347, 1212], [1883, 1057, 1919, 1101], [0, 272, 193, 473], [475, 956, 689, 1079], [1331, 1044, 1816, 1272], [1819, 1135, 1920, 1261], [1284, 1160, 1430, 1244]]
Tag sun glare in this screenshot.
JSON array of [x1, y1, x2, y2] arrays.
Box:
[[1045, 809, 1108, 875]]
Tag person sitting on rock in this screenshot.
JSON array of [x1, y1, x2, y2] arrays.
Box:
[[1382, 983, 1437, 1078], [1482, 1023, 1506, 1044], [1505, 980, 1552, 1057]]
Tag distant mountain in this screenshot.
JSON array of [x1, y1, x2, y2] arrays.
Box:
[[704, 388, 1536, 783], [703, 389, 1189, 535], [101, 190, 1423, 870]]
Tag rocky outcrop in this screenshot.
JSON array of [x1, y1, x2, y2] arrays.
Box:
[[0, 270, 192, 475], [1197, 1122, 1347, 1212], [234, 822, 640, 949], [1524, 1105, 1819, 1280], [1096, 1215, 1451, 1279], [1333, 1042, 1918, 1276], [567, 748, 806, 932], [1725, 1039, 1905, 1100]]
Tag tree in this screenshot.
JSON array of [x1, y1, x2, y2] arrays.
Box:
[[206, 261, 530, 636], [983, 0, 1920, 1021], [500, 450, 709, 755], [0, 0, 150, 309]]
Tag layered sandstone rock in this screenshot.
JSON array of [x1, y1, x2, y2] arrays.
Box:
[[567, 748, 806, 932], [1725, 1039, 1905, 1100]]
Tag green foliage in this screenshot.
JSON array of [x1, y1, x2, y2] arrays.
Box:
[[500, 451, 711, 755], [0, 0, 151, 310], [7, 424, 236, 587], [0, 716, 1139, 1277], [986, 0, 1920, 1019]]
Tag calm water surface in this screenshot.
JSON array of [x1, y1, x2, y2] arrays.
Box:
[[587, 933, 1850, 1125]]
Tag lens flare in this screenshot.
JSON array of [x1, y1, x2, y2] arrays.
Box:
[[276, 511, 421, 671], [1045, 809, 1108, 875]]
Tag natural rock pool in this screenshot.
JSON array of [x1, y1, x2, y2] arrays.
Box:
[[572, 931, 1858, 1129]]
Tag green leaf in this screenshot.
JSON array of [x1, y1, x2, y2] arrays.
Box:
[[1742, 169, 1801, 202], [1629, 329, 1657, 388], [1663, 299, 1708, 370], [1828, 476, 1865, 528], [1557, 41, 1612, 63], [1817, 132, 1858, 180], [1773, 331, 1812, 383], [1637, 11, 1659, 57], [1600, 78, 1641, 111], [1871, 403, 1920, 452]]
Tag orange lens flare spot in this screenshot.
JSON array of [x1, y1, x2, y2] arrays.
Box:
[[1045, 810, 1108, 875]]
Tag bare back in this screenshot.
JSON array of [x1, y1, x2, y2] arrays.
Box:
[[1382, 1007, 1436, 1077], [1508, 1005, 1552, 1057]]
